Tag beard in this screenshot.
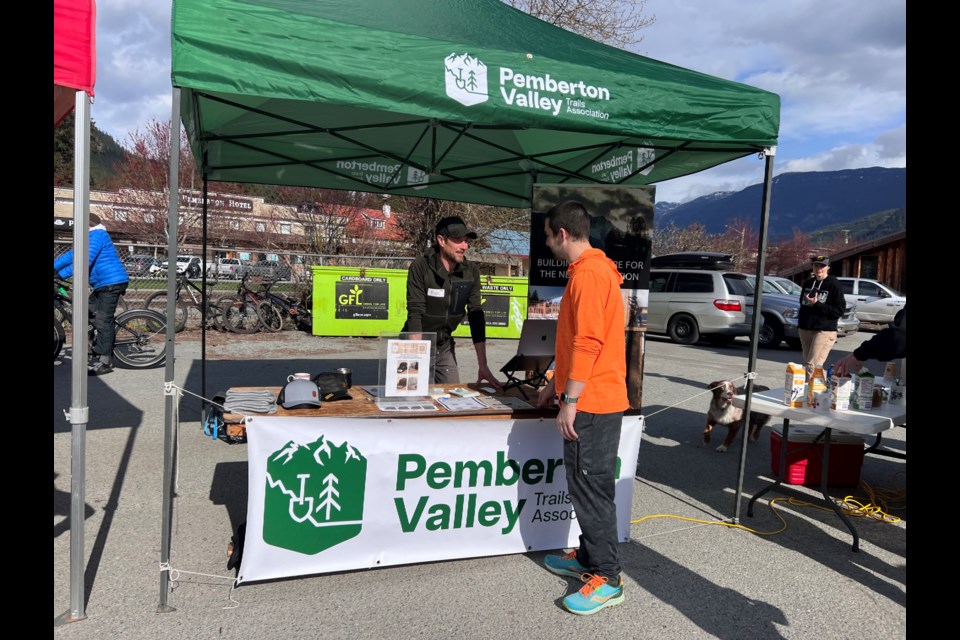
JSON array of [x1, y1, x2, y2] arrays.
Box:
[[440, 244, 465, 265]]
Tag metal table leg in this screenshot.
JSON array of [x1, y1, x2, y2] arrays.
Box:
[[748, 420, 860, 552], [748, 418, 790, 516]]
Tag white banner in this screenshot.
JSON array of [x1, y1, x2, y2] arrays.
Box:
[[238, 415, 644, 583]]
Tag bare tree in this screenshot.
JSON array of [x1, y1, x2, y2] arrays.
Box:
[[652, 222, 712, 256], [106, 119, 214, 248], [714, 216, 759, 272], [505, 0, 655, 49], [390, 197, 459, 254], [766, 228, 813, 274]]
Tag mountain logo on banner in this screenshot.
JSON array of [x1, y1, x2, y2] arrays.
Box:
[[445, 53, 488, 106], [263, 435, 368, 555]]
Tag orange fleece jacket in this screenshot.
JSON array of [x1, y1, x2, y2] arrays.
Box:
[[553, 248, 629, 414]]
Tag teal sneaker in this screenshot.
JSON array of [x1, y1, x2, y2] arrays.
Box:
[[562, 574, 624, 616], [544, 550, 589, 579]]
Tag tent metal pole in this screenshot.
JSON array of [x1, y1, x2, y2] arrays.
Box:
[[731, 147, 776, 523], [55, 89, 92, 627], [158, 87, 182, 613], [201, 176, 209, 418]]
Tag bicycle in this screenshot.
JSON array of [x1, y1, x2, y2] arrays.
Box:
[[257, 278, 313, 333], [54, 278, 128, 323], [54, 275, 167, 368], [143, 271, 231, 333], [218, 273, 275, 334]]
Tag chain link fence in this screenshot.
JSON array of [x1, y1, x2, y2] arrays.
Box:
[[53, 241, 417, 328]]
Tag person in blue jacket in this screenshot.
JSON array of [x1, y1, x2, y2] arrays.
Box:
[[54, 213, 130, 375]]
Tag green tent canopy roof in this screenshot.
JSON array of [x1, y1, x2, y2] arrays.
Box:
[[171, 0, 780, 207]]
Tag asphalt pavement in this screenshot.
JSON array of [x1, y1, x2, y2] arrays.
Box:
[[54, 328, 906, 639]]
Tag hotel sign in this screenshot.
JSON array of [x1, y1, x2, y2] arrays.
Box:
[[180, 192, 254, 213]]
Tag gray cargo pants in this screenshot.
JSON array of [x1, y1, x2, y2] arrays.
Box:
[[566, 410, 624, 582]]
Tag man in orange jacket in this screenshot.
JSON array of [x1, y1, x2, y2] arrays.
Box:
[[536, 200, 629, 616]]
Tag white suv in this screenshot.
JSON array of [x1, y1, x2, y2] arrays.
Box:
[[647, 268, 756, 345], [160, 255, 202, 277], [836, 277, 906, 325]]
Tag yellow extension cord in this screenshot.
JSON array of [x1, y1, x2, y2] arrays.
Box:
[[630, 472, 906, 536]]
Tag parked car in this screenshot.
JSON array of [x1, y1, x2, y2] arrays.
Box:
[[836, 277, 906, 325], [765, 276, 803, 297], [837, 303, 861, 338], [122, 254, 160, 277], [647, 266, 756, 345], [745, 274, 859, 348], [209, 258, 246, 279], [744, 275, 801, 348], [160, 255, 204, 278], [238, 259, 292, 281]]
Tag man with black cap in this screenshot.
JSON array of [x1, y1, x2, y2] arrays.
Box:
[[402, 216, 503, 388], [797, 255, 845, 378], [54, 213, 130, 375]]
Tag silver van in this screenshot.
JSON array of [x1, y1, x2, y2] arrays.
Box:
[[647, 268, 755, 345], [836, 277, 906, 325]]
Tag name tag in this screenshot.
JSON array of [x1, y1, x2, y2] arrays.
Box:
[[428, 288, 445, 298]]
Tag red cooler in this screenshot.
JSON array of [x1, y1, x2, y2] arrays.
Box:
[[770, 424, 865, 486]]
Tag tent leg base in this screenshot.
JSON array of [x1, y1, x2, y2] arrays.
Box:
[[54, 611, 88, 626]]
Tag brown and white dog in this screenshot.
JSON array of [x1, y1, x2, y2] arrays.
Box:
[[704, 380, 772, 452]]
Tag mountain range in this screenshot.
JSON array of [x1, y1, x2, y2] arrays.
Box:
[[654, 167, 906, 241]]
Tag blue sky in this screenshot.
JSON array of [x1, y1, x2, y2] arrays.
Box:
[[89, 0, 905, 204]]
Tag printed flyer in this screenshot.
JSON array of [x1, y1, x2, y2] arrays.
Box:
[[385, 338, 431, 396]]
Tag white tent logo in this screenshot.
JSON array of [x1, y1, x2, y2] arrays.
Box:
[[408, 166, 430, 190], [445, 53, 488, 106], [637, 146, 656, 176]]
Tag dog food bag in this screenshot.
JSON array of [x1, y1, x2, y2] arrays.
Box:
[[807, 366, 827, 408], [830, 375, 854, 411], [784, 362, 805, 407], [850, 370, 875, 411]]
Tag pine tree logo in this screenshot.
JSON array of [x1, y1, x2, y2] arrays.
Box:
[[445, 52, 488, 106], [263, 435, 368, 555], [407, 166, 430, 190]]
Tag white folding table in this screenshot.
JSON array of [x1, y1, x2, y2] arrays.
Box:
[[734, 385, 906, 551]]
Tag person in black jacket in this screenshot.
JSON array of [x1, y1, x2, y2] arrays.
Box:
[[797, 255, 846, 377], [402, 216, 503, 388], [833, 306, 906, 376]]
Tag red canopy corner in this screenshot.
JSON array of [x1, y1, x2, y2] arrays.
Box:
[[54, 0, 96, 127]]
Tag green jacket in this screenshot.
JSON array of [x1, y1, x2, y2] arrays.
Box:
[[403, 246, 486, 351]]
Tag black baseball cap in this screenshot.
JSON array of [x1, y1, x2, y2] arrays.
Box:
[[810, 255, 830, 265], [435, 216, 477, 239]]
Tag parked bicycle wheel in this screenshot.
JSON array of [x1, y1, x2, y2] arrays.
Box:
[[295, 307, 313, 332], [54, 316, 66, 361], [203, 297, 233, 332], [112, 309, 167, 369], [144, 291, 188, 332], [258, 300, 284, 332], [220, 296, 262, 334]]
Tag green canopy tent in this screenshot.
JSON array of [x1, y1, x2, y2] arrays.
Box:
[[158, 0, 781, 604], [171, 0, 778, 206]]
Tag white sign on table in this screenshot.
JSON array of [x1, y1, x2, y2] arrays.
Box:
[[385, 338, 430, 396]]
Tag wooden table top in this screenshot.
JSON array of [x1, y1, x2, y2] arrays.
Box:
[[222, 383, 556, 422]]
